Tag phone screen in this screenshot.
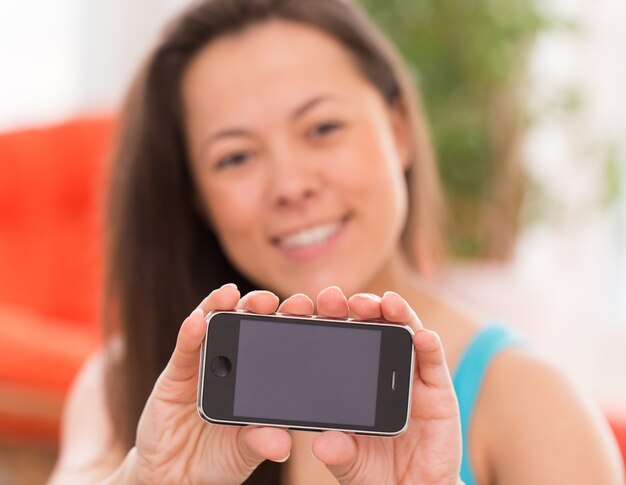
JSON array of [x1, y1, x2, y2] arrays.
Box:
[[233, 319, 382, 426]]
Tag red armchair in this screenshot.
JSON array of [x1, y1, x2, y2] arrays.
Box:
[[0, 117, 113, 441]]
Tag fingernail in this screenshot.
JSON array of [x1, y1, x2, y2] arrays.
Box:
[[190, 307, 204, 318], [221, 283, 238, 290], [239, 290, 258, 303], [357, 293, 381, 302], [323, 285, 342, 293], [310, 449, 322, 463], [274, 452, 290, 463]]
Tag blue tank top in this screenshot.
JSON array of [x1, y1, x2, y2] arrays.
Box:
[[452, 325, 524, 485]]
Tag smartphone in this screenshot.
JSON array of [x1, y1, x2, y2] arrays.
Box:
[[197, 311, 415, 436]]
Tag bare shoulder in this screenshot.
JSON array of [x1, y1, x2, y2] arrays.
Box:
[[48, 341, 128, 484], [472, 347, 624, 485]]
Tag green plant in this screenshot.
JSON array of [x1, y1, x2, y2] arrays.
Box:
[[361, 0, 551, 258]]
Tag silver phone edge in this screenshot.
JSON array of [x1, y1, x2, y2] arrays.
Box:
[[196, 310, 414, 437]]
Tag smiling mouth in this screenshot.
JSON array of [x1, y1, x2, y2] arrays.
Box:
[[272, 214, 352, 250]]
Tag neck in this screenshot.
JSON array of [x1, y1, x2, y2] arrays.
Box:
[[361, 249, 414, 297], [363, 249, 438, 309], [361, 250, 438, 316], [360, 250, 467, 334]]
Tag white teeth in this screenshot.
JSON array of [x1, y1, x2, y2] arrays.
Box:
[[278, 220, 343, 248]]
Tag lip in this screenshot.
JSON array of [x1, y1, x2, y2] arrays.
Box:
[[271, 213, 351, 261]]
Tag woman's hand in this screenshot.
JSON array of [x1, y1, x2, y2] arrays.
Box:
[[289, 286, 462, 485], [120, 283, 460, 484], [129, 283, 292, 484]]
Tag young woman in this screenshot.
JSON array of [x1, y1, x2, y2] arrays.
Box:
[[49, 0, 624, 484]]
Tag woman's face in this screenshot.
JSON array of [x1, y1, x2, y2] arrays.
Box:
[[183, 20, 410, 298]]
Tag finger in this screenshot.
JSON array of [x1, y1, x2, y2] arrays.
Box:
[[312, 431, 359, 482], [160, 284, 240, 386], [236, 290, 280, 314], [197, 283, 241, 315], [347, 293, 382, 320], [238, 426, 292, 466], [316, 286, 349, 318], [380, 291, 423, 331], [413, 329, 453, 390], [278, 293, 314, 315]]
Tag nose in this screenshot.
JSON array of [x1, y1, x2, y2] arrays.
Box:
[[270, 154, 322, 210]]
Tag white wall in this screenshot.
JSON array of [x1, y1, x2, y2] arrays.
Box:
[[520, 0, 626, 326], [0, 0, 192, 130]]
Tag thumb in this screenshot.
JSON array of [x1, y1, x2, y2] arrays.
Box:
[[312, 431, 360, 484], [150, 308, 206, 403], [156, 284, 240, 395], [237, 426, 292, 467], [160, 307, 207, 385]]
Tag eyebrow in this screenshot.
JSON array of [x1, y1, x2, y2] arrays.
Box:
[[202, 94, 338, 147], [289, 93, 336, 121]]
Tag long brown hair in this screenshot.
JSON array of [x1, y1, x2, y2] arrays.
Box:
[[104, 0, 444, 483]]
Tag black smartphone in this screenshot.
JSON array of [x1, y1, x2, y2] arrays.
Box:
[[197, 311, 415, 436]]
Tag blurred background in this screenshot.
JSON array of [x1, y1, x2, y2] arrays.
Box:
[[0, 0, 625, 482]]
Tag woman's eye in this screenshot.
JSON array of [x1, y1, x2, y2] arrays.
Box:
[[309, 121, 343, 139], [216, 151, 253, 169]]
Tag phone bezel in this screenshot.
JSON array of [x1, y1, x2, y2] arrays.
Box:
[[197, 311, 415, 436]]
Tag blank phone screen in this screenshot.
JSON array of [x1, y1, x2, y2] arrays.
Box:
[[233, 319, 382, 426]]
